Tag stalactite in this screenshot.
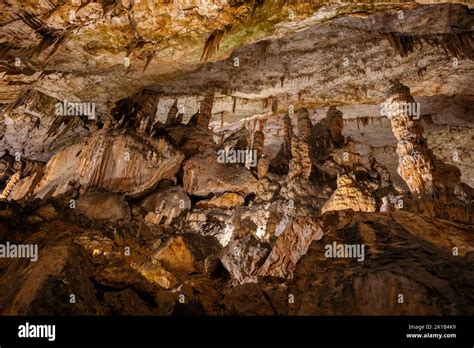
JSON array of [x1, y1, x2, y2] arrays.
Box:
[[201, 26, 231, 62], [385, 32, 474, 59], [197, 90, 215, 129], [232, 96, 237, 114], [271, 97, 278, 113]]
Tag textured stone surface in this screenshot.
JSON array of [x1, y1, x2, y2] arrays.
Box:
[[152, 236, 196, 274], [259, 217, 324, 279], [183, 154, 258, 197], [0, 0, 472, 318], [321, 174, 377, 214], [76, 190, 131, 222]]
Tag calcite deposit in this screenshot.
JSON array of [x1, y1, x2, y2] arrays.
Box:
[[0, 0, 473, 317]]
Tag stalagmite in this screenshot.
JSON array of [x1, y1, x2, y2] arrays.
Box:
[[269, 112, 292, 175], [197, 90, 215, 129], [287, 108, 313, 183], [253, 130, 264, 160], [325, 106, 344, 147], [297, 108, 312, 140], [165, 99, 178, 125], [321, 174, 376, 214], [288, 135, 312, 183], [0, 172, 20, 200], [135, 91, 160, 130], [383, 81, 435, 195]]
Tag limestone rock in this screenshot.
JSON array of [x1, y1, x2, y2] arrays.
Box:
[[139, 186, 191, 225], [76, 191, 131, 222], [293, 211, 474, 315], [183, 154, 258, 197], [21, 128, 184, 200], [259, 217, 324, 279], [152, 236, 196, 274], [196, 192, 244, 209], [224, 282, 274, 315], [219, 235, 270, 284], [0, 238, 103, 315], [321, 174, 376, 214], [132, 262, 177, 290], [104, 289, 156, 316]]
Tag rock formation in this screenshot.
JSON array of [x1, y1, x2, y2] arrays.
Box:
[[0, 0, 472, 319], [383, 81, 436, 195], [321, 174, 377, 214]]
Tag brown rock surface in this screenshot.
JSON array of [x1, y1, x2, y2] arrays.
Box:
[[321, 174, 377, 214], [183, 154, 258, 197], [259, 217, 324, 279], [152, 236, 196, 274], [76, 190, 131, 222]]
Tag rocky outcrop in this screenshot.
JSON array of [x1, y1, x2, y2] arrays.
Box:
[[138, 186, 191, 226], [321, 174, 377, 214], [183, 154, 258, 197], [219, 235, 270, 284], [259, 217, 324, 279], [76, 190, 131, 222], [10, 128, 184, 200]]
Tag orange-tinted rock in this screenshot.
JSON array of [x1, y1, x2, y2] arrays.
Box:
[[259, 217, 323, 279], [321, 174, 376, 214], [196, 192, 244, 209], [152, 236, 196, 274]]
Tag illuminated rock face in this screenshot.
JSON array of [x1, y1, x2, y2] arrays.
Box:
[[321, 175, 377, 214], [259, 217, 324, 279], [0, 0, 473, 318], [383, 81, 436, 195], [182, 154, 258, 197], [139, 186, 191, 226], [10, 128, 184, 200]]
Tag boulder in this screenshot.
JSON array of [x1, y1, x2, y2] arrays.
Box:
[[152, 236, 196, 274], [196, 192, 244, 209], [76, 191, 131, 222], [259, 217, 324, 279], [224, 283, 274, 315], [183, 154, 258, 197], [20, 128, 184, 200], [218, 235, 270, 284], [139, 186, 191, 225]]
